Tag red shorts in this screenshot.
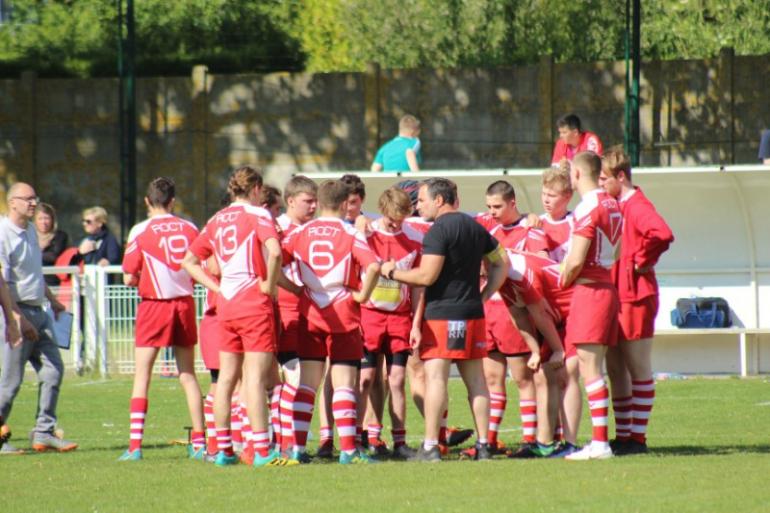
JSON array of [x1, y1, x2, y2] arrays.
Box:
[[278, 307, 300, 354], [565, 282, 620, 347], [135, 296, 197, 348], [198, 310, 220, 370], [484, 300, 530, 355], [361, 308, 412, 355], [420, 318, 487, 361], [219, 312, 276, 354], [298, 317, 363, 362], [619, 295, 659, 341]]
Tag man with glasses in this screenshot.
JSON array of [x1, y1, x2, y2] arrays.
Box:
[[0, 182, 76, 454]]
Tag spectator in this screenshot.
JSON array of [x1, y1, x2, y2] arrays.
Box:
[[0, 182, 77, 454], [759, 129, 770, 165], [371, 115, 422, 173], [77, 206, 121, 266], [551, 114, 603, 165], [35, 203, 69, 286]]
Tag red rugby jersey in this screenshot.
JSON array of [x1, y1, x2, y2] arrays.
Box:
[[122, 214, 198, 299], [283, 217, 379, 333], [565, 189, 622, 284], [188, 202, 280, 320], [500, 250, 572, 323], [540, 212, 574, 263], [362, 219, 422, 313]]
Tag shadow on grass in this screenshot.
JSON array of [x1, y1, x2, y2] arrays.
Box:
[[651, 444, 770, 456]]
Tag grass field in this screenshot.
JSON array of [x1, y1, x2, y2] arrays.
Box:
[[2, 374, 770, 513]]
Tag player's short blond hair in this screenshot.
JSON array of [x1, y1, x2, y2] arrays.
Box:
[[399, 115, 421, 133], [573, 151, 602, 181], [542, 165, 572, 195], [283, 175, 317, 201], [82, 206, 108, 224], [378, 187, 412, 220], [602, 145, 632, 180]]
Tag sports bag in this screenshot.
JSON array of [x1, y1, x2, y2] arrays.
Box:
[[670, 297, 731, 328]]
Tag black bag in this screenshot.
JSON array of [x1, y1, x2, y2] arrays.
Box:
[[670, 297, 731, 328]]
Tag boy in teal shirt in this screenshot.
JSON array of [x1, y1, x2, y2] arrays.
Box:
[[371, 115, 422, 172]]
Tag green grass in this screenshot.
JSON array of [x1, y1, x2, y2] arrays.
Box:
[[3, 375, 770, 513]]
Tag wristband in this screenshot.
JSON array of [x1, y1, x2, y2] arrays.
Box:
[[387, 268, 396, 280]]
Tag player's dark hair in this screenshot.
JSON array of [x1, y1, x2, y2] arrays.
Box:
[[485, 180, 516, 202], [318, 180, 350, 210], [227, 166, 263, 200], [556, 114, 582, 131], [284, 175, 318, 201], [395, 179, 420, 216], [602, 145, 632, 180], [422, 177, 457, 207], [259, 185, 282, 209], [340, 173, 366, 200], [146, 176, 175, 208], [573, 151, 602, 181]]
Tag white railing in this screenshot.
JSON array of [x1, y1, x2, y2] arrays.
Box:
[[44, 265, 207, 377]]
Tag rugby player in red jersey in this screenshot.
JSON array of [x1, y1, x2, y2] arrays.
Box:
[[284, 180, 381, 464], [119, 177, 204, 461], [600, 147, 673, 456], [183, 166, 288, 468], [560, 152, 622, 461]]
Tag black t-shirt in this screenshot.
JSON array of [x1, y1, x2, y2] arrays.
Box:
[[422, 212, 498, 320]]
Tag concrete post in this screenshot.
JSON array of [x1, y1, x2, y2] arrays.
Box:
[[191, 65, 210, 223], [364, 62, 381, 165], [538, 55, 554, 164], [19, 71, 37, 186], [718, 47, 735, 164]]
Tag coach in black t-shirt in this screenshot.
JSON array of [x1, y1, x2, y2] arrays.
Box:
[[380, 178, 508, 461]]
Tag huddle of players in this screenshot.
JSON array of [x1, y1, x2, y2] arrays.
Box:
[[119, 145, 672, 465]]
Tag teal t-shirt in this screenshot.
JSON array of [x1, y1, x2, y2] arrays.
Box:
[[373, 136, 422, 172]]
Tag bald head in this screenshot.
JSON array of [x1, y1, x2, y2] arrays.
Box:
[[7, 182, 34, 203], [7, 182, 38, 223]]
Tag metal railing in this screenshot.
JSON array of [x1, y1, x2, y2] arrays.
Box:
[[43, 265, 207, 376]]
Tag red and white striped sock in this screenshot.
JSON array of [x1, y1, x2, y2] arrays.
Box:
[[613, 395, 633, 441], [367, 423, 383, 446], [319, 425, 334, 446], [270, 385, 282, 448], [129, 397, 148, 452], [332, 387, 358, 454], [586, 378, 610, 445], [519, 399, 537, 443], [204, 393, 217, 454], [239, 402, 252, 451], [279, 383, 296, 452], [392, 428, 406, 447], [631, 379, 655, 444], [253, 429, 270, 458], [488, 392, 507, 446], [291, 385, 316, 452], [230, 398, 243, 447], [439, 409, 449, 444], [216, 428, 235, 456], [554, 422, 564, 442], [191, 430, 205, 451]]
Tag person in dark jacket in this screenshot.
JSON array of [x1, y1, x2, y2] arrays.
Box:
[[35, 203, 70, 286], [77, 206, 121, 266]]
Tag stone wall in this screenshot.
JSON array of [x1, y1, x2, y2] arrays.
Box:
[[0, 50, 767, 238]]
